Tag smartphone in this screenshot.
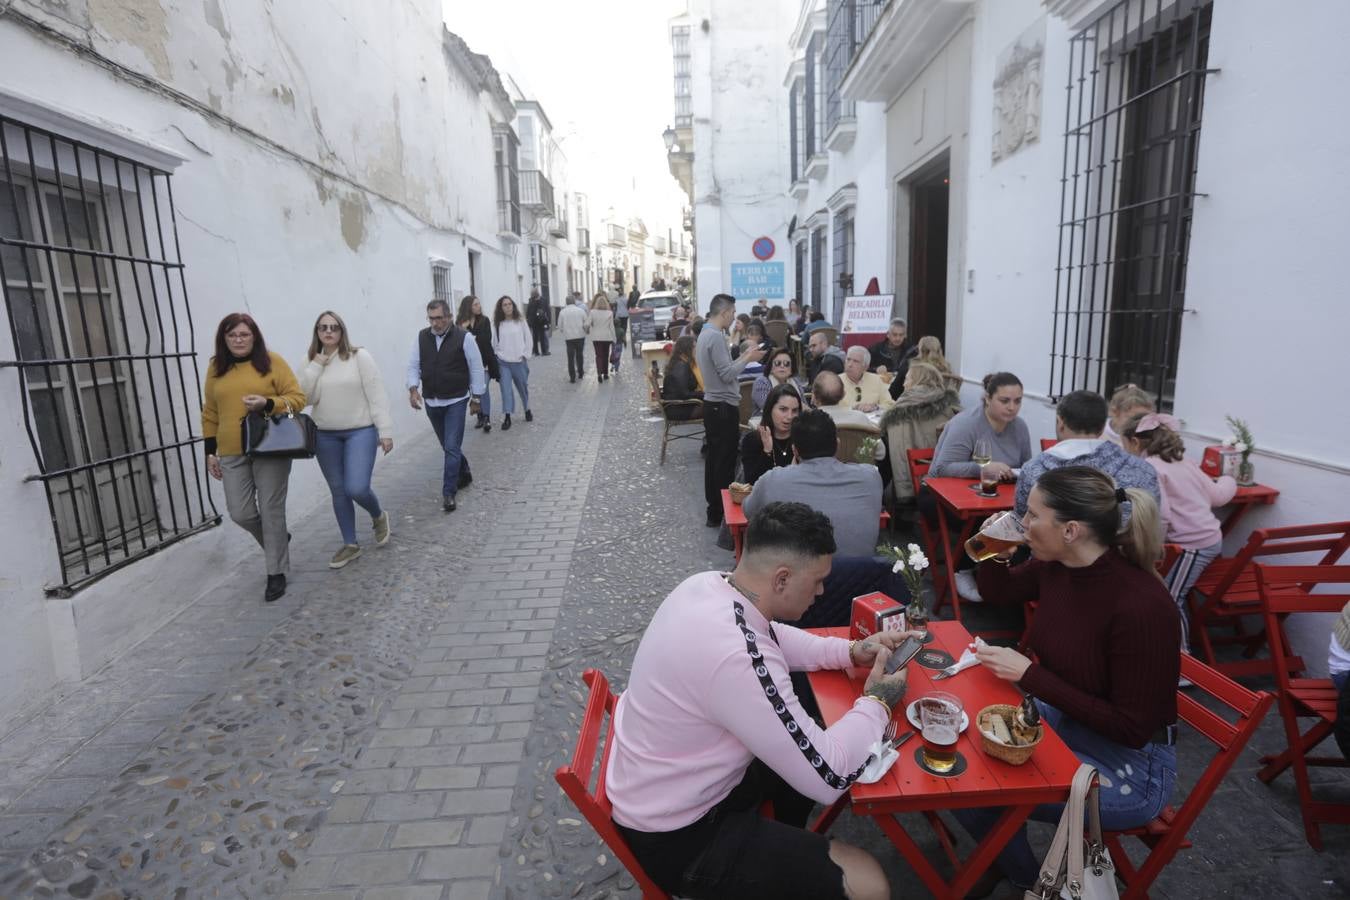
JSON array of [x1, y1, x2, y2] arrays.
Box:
[[883, 636, 924, 675]]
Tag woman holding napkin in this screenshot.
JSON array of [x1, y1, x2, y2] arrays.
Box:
[[955, 466, 1179, 895]]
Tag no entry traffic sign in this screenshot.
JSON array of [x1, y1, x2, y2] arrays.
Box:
[[752, 236, 775, 261]]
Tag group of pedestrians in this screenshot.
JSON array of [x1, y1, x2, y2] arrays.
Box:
[[201, 296, 536, 603], [558, 290, 629, 384]]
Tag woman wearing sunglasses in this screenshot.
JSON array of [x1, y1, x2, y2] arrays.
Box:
[[299, 311, 394, 569], [749, 346, 806, 417]]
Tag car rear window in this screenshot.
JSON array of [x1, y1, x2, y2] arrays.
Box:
[[642, 297, 677, 309]]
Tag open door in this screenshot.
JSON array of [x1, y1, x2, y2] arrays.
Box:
[[906, 158, 950, 344]]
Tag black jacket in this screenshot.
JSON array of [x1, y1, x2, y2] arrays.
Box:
[[467, 315, 499, 380], [526, 295, 549, 327]]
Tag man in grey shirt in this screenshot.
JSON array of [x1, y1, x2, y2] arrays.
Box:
[[696, 293, 765, 526], [743, 410, 883, 558]]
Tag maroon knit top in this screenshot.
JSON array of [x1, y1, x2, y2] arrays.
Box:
[[977, 549, 1179, 748]]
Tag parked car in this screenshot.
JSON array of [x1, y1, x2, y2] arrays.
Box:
[[638, 291, 681, 338]]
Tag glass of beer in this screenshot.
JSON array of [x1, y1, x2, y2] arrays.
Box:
[[978, 462, 999, 496], [965, 511, 1027, 564], [919, 692, 962, 773]]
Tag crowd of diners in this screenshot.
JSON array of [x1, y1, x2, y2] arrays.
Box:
[[602, 292, 1298, 898]]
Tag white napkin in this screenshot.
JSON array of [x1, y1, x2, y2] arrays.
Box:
[[942, 639, 984, 677], [856, 739, 901, 784]]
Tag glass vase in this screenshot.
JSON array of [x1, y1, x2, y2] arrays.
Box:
[[1237, 459, 1255, 486]]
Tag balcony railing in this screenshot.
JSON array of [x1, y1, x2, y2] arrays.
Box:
[[498, 199, 521, 237], [578, 227, 590, 251], [519, 169, 555, 215], [549, 217, 568, 239], [855, 0, 888, 55], [654, 236, 669, 255]]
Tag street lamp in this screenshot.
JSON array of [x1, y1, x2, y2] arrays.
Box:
[[662, 125, 678, 152]]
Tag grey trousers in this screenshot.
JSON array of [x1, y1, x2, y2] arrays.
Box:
[[220, 454, 292, 575]]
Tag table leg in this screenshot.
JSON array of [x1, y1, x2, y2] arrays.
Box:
[[811, 795, 849, 835], [934, 507, 963, 622], [1219, 502, 1250, 535], [730, 524, 745, 562], [874, 805, 1036, 900]]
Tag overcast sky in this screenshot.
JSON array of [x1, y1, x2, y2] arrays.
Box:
[[443, 0, 691, 238]]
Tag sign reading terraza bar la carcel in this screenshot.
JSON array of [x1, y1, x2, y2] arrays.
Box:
[[728, 262, 785, 301]]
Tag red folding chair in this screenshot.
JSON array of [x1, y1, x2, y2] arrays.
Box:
[[1254, 564, 1350, 850], [554, 669, 670, 899], [1188, 521, 1350, 678], [907, 448, 950, 610], [1039, 437, 1058, 451], [1104, 654, 1274, 897]]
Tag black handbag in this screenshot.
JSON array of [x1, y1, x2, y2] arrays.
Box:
[[241, 401, 317, 459]]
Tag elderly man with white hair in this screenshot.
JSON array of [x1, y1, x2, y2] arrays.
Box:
[[841, 345, 895, 413]]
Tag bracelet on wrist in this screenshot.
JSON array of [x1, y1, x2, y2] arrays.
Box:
[[859, 693, 892, 717]]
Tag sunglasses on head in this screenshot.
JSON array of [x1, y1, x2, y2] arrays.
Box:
[[855, 386, 863, 400]]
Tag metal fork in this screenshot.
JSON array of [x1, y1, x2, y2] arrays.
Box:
[[865, 720, 900, 768]]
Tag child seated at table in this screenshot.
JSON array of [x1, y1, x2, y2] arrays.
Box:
[[1121, 412, 1236, 656]]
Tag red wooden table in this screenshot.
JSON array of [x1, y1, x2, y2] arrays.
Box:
[[807, 622, 1080, 899], [1219, 483, 1279, 534], [925, 477, 1015, 620], [722, 489, 891, 561]]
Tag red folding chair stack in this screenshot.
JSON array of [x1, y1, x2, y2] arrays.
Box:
[[1254, 564, 1350, 849], [1104, 654, 1274, 897], [1188, 521, 1350, 679], [554, 669, 671, 900]]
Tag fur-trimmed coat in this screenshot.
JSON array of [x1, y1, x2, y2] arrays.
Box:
[[880, 387, 962, 501]]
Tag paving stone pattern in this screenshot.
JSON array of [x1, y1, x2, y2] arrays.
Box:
[[0, 348, 1347, 899]]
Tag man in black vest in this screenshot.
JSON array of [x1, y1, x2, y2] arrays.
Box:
[[407, 299, 486, 512]]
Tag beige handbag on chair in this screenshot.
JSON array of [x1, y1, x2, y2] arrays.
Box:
[[1024, 764, 1119, 900]]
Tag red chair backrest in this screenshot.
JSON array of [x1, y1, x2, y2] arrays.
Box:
[[1040, 437, 1058, 451], [554, 669, 671, 900], [1255, 564, 1350, 694], [1204, 521, 1350, 604], [906, 447, 934, 499], [1158, 543, 1182, 578]]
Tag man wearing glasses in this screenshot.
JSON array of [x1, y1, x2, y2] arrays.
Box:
[[841, 346, 894, 414], [407, 299, 486, 512]]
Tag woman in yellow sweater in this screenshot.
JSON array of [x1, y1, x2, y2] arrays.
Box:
[[202, 313, 306, 602]]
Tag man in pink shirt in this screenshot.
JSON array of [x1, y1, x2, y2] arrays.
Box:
[[607, 502, 910, 899]]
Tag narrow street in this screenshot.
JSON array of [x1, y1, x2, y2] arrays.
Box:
[[0, 350, 1344, 899]]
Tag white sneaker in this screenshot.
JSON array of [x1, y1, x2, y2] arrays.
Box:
[[955, 571, 984, 603]]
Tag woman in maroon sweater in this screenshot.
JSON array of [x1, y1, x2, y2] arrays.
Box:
[[958, 466, 1178, 893]]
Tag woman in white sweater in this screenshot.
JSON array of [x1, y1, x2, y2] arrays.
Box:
[[298, 311, 395, 568], [491, 295, 533, 430], [588, 293, 615, 383]]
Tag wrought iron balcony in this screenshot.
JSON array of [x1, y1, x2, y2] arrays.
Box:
[[549, 217, 568, 239], [519, 169, 555, 215]]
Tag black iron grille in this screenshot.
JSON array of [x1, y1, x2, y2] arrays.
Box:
[[1050, 0, 1214, 410], [0, 115, 218, 595]]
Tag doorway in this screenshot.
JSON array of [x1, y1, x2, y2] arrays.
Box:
[[905, 157, 949, 345]]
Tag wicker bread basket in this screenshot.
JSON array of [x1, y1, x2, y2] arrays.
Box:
[[728, 482, 752, 504], [977, 704, 1043, 765]]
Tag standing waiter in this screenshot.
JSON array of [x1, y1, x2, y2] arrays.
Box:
[[696, 294, 764, 527]]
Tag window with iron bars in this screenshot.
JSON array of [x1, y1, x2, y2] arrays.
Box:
[[825, 0, 857, 133], [0, 115, 218, 594], [1050, 0, 1214, 412], [494, 127, 521, 236], [832, 208, 854, 322], [431, 261, 451, 303]]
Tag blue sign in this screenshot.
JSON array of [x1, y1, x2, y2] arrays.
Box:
[[729, 262, 785, 301]]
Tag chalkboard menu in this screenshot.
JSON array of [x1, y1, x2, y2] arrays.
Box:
[[629, 309, 657, 357]]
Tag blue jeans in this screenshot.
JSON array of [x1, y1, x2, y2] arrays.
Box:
[[314, 427, 383, 545], [478, 381, 492, 419], [425, 401, 471, 498], [499, 359, 530, 414], [954, 701, 1177, 888]]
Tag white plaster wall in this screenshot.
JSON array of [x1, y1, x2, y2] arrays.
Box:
[[689, 0, 798, 314], [884, 19, 973, 364], [0, 2, 530, 724]]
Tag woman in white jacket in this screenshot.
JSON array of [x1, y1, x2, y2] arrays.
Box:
[[298, 311, 394, 569], [491, 295, 533, 430], [588, 293, 615, 383]]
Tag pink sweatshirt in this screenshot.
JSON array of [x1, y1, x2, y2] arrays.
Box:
[[1146, 457, 1237, 549], [606, 571, 888, 832]]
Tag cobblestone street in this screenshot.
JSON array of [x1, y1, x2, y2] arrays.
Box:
[[0, 350, 1347, 899]]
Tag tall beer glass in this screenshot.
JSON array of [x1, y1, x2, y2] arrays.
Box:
[[919, 692, 962, 773], [965, 511, 1027, 563]]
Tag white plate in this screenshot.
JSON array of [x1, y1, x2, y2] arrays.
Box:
[[906, 699, 970, 733]]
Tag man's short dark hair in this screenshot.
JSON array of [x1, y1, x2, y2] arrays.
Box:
[[427, 299, 451, 316], [1057, 390, 1108, 436], [812, 371, 844, 406], [744, 501, 836, 560], [708, 294, 736, 317], [790, 409, 836, 461]]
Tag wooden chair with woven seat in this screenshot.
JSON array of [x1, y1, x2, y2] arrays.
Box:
[[646, 367, 703, 465], [1103, 654, 1274, 897], [834, 423, 876, 464], [666, 321, 686, 341], [737, 379, 756, 433], [1254, 563, 1350, 849], [814, 326, 839, 348], [763, 319, 791, 349], [1188, 521, 1350, 679]]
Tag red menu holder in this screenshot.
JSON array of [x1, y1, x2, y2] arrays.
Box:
[[851, 592, 906, 643], [1201, 445, 1240, 479]]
